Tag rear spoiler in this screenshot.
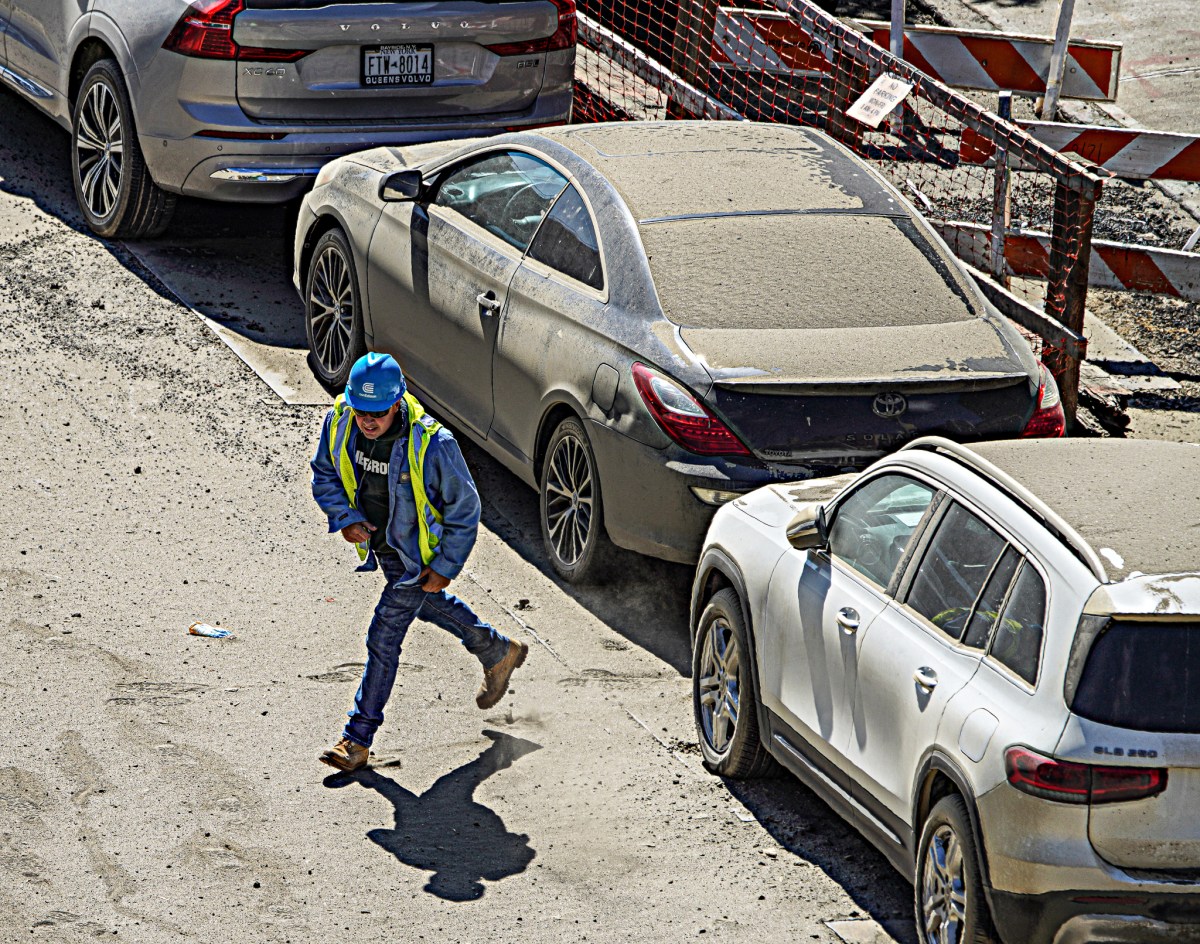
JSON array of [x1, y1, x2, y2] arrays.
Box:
[[713, 372, 1029, 396], [1084, 574, 1200, 619]]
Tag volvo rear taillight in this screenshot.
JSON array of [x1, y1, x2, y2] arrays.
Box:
[[1005, 746, 1167, 805], [1020, 363, 1066, 438], [632, 363, 751, 458], [163, 0, 308, 62], [486, 0, 577, 55]]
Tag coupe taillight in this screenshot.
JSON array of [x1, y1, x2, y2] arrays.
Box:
[[1005, 746, 1167, 805], [163, 0, 309, 62], [1020, 363, 1066, 438], [485, 0, 577, 55], [631, 363, 751, 458]]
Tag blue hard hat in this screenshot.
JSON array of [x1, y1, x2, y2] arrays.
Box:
[[345, 352, 406, 411]]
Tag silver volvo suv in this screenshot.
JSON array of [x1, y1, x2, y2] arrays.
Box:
[[0, 0, 575, 237], [692, 436, 1200, 944]]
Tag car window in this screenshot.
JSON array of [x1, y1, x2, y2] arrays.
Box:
[[827, 474, 936, 587], [961, 546, 1021, 649], [433, 151, 568, 252], [905, 503, 1007, 640], [988, 562, 1046, 685], [526, 186, 603, 290], [1072, 620, 1200, 733]]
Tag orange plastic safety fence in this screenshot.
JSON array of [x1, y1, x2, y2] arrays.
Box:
[[572, 0, 1104, 386]]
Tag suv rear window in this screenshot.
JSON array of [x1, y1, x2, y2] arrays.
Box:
[[1072, 621, 1200, 733], [987, 562, 1046, 685], [905, 502, 1007, 639]]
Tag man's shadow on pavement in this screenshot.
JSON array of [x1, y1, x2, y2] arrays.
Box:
[[324, 730, 541, 901]]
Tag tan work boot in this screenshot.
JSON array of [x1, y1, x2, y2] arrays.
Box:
[[476, 640, 529, 709], [318, 737, 369, 772]]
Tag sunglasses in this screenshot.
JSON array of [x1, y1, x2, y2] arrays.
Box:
[[352, 406, 392, 419]]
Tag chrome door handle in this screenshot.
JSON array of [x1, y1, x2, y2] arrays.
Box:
[[913, 666, 939, 691], [836, 607, 860, 635], [476, 291, 501, 314]]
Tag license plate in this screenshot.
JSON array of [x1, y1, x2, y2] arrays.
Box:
[[360, 44, 434, 87]]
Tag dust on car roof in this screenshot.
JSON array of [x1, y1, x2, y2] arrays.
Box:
[[969, 438, 1200, 581], [642, 214, 981, 331], [544, 121, 895, 220]]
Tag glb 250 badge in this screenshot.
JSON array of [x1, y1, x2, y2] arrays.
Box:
[[1094, 746, 1159, 758]]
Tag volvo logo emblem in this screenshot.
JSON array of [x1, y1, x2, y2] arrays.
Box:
[[872, 392, 908, 418]]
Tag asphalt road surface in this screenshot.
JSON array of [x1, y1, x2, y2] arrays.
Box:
[[0, 88, 915, 943]]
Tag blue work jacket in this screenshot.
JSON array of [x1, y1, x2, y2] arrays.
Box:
[[310, 409, 482, 585]]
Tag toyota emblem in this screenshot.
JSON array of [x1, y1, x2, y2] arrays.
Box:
[[872, 392, 908, 418]]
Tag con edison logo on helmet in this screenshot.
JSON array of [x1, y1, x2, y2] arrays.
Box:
[[362, 382, 376, 395], [873, 393, 907, 418]]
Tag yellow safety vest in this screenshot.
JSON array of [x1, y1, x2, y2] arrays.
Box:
[[327, 392, 444, 565]]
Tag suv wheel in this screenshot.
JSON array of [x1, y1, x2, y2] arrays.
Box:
[[693, 588, 776, 778], [915, 795, 999, 944], [539, 416, 614, 583], [305, 227, 366, 393], [72, 59, 176, 238]]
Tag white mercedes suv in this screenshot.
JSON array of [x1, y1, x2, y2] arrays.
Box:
[[691, 436, 1200, 944]]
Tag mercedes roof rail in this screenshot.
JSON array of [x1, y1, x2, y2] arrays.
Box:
[[900, 436, 1109, 583]]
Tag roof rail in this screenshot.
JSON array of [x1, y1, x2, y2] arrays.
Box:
[[900, 437, 1109, 583]]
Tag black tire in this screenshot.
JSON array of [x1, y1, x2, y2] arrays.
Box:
[[538, 416, 615, 583], [915, 795, 1000, 944], [71, 59, 176, 238], [692, 588, 776, 778], [304, 227, 367, 393]]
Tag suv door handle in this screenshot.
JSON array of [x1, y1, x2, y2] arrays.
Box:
[[836, 607, 860, 635], [476, 291, 501, 314], [913, 666, 939, 691]]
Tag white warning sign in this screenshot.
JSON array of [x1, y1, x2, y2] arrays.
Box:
[[846, 74, 914, 127]]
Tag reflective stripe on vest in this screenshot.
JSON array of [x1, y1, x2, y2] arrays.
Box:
[[327, 392, 444, 565]]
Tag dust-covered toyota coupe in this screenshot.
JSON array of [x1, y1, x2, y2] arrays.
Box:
[[293, 121, 1062, 581]]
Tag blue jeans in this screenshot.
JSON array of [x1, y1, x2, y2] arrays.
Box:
[[344, 555, 511, 748]]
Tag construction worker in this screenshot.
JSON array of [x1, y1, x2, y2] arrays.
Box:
[[311, 352, 528, 772]]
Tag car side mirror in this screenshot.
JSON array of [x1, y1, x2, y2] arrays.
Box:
[[787, 505, 829, 551], [380, 169, 424, 202]]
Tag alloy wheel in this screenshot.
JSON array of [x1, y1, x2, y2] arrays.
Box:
[[921, 823, 967, 944], [543, 432, 595, 567], [308, 244, 356, 378], [75, 81, 124, 222], [697, 616, 740, 754]]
